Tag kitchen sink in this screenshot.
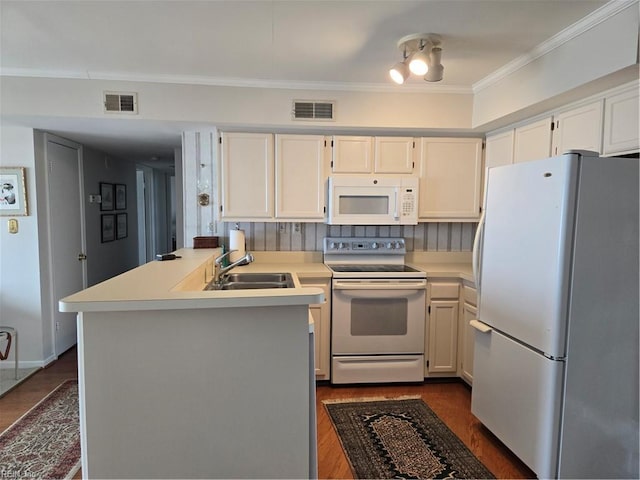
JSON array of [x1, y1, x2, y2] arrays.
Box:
[[222, 273, 292, 284], [204, 272, 295, 291]]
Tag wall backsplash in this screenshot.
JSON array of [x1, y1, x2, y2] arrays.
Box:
[[219, 222, 477, 252]]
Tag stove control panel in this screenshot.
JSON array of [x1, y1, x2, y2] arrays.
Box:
[[324, 237, 406, 254]]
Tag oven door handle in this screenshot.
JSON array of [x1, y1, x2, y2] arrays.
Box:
[[333, 280, 427, 291]]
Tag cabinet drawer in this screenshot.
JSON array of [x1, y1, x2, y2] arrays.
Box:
[[462, 285, 477, 306], [430, 283, 459, 299]]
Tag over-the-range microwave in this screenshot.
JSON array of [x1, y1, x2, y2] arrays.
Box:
[[327, 175, 419, 225]]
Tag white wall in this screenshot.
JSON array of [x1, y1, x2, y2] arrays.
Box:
[[0, 126, 45, 365], [473, 2, 639, 129], [0, 78, 475, 132]]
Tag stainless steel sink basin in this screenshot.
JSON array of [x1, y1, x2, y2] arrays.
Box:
[[204, 272, 295, 291], [222, 273, 292, 284]]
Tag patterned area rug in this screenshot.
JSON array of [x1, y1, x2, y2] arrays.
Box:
[[324, 396, 495, 479], [0, 380, 80, 480]]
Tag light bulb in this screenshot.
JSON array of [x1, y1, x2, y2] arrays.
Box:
[[409, 49, 429, 75], [389, 62, 409, 84]]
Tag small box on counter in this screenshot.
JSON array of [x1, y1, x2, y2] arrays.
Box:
[[193, 236, 219, 248]]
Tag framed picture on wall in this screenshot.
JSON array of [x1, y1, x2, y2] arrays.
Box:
[[100, 183, 114, 211], [116, 213, 127, 239], [115, 184, 127, 210], [0, 167, 28, 216], [101, 214, 115, 242]]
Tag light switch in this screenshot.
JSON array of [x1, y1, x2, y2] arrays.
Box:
[[8, 219, 18, 234]]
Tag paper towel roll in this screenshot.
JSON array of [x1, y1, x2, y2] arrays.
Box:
[[229, 229, 246, 263]]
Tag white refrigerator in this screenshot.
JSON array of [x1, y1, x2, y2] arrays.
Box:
[[471, 151, 639, 479]]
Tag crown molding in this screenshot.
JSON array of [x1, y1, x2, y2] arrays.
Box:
[[0, 68, 472, 95], [472, 0, 638, 93]]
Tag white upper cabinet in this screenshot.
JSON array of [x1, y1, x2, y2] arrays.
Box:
[[551, 100, 603, 156], [331, 136, 374, 173], [275, 134, 328, 220], [603, 85, 639, 156], [485, 129, 515, 171], [374, 136, 415, 173], [417, 138, 483, 221], [221, 132, 274, 220], [332, 136, 415, 173], [513, 116, 553, 163]]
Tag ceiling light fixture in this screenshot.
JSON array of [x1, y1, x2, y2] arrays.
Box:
[[389, 33, 444, 84]]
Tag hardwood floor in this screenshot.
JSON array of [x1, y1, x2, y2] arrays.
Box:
[[1, 348, 534, 479], [316, 382, 535, 479]]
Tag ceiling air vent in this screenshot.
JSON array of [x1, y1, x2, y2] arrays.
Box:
[[292, 100, 335, 121], [104, 92, 138, 114]]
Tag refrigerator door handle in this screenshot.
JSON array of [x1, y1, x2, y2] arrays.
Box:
[[472, 209, 486, 292], [470, 319, 492, 333]]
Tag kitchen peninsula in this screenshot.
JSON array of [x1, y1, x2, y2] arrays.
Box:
[[60, 248, 324, 479]]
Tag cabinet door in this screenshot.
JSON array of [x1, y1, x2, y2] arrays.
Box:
[[275, 134, 328, 220], [513, 117, 552, 163], [551, 100, 603, 156], [428, 299, 459, 373], [603, 86, 640, 156], [460, 302, 477, 385], [374, 137, 415, 173], [299, 277, 331, 380], [485, 130, 515, 170], [221, 132, 274, 219], [331, 136, 374, 173], [417, 138, 483, 220]]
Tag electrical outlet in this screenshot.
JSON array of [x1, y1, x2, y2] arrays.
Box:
[[293, 223, 301, 233], [279, 222, 287, 233], [7, 219, 18, 234]]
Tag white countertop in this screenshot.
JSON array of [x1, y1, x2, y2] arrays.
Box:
[[59, 248, 324, 313], [59, 248, 475, 313]]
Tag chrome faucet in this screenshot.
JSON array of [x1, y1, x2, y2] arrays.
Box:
[[213, 250, 255, 283]]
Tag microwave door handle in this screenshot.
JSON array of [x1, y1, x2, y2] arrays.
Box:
[[394, 188, 399, 220]]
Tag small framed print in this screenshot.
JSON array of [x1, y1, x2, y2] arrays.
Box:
[[101, 214, 115, 242], [115, 184, 127, 210], [0, 167, 28, 216], [100, 183, 114, 211], [116, 213, 127, 239]]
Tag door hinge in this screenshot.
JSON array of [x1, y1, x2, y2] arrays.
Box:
[[412, 161, 415, 168], [412, 141, 416, 148], [219, 136, 222, 144], [479, 206, 483, 213], [482, 141, 486, 150], [323, 206, 326, 213], [428, 305, 431, 314], [551, 121, 556, 131], [426, 360, 430, 367], [331, 140, 334, 147], [220, 205, 223, 212], [330, 160, 334, 168]]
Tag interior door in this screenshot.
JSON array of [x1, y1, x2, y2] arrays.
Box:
[[46, 134, 86, 355]]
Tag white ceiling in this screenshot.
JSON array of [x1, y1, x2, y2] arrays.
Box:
[[0, 0, 610, 166]]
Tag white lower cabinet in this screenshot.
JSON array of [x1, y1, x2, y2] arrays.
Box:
[[299, 276, 331, 380], [459, 282, 478, 385], [426, 281, 459, 375]]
